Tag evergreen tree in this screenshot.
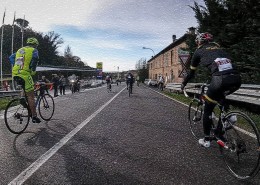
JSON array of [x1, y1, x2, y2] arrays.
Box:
[[136, 58, 148, 82], [189, 0, 260, 83]]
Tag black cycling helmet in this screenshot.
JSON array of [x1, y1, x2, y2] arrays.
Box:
[[26, 37, 39, 46], [195, 32, 213, 44]]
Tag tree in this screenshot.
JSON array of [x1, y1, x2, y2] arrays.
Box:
[[15, 18, 29, 29], [136, 58, 148, 82]]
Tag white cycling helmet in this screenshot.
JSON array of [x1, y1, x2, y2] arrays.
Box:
[[195, 32, 213, 44]]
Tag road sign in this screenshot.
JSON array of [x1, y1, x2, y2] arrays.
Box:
[[96, 62, 103, 70], [178, 54, 190, 78]]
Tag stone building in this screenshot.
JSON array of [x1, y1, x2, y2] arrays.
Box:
[[147, 27, 195, 84]]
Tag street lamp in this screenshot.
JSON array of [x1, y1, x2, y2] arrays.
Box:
[[142, 47, 155, 57], [117, 66, 119, 79]]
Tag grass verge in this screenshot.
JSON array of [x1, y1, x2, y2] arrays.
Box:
[[0, 97, 13, 111]]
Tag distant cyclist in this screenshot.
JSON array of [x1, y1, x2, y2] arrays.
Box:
[[181, 32, 241, 147], [126, 72, 134, 91], [105, 74, 112, 90], [11, 37, 41, 123]]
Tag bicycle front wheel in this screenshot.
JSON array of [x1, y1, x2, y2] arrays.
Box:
[[38, 94, 55, 121], [4, 98, 30, 134], [188, 99, 204, 140], [221, 111, 260, 180]]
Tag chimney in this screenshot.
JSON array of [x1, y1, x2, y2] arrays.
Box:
[[172, 35, 176, 42]]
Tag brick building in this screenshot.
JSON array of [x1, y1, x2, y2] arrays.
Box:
[[147, 27, 195, 84]]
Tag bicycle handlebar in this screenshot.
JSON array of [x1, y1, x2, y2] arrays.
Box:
[[183, 83, 209, 98], [35, 82, 53, 91]]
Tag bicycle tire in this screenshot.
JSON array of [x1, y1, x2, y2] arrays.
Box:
[[188, 98, 205, 140], [71, 85, 75, 93], [129, 85, 132, 97], [220, 111, 260, 180], [38, 94, 55, 121], [4, 98, 30, 134], [107, 84, 111, 92]]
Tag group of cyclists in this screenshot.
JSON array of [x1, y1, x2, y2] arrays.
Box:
[[105, 72, 135, 92], [9, 31, 242, 149]]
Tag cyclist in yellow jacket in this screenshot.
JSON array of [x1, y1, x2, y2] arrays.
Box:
[[12, 37, 41, 123]]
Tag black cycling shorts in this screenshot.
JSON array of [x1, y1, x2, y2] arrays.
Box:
[[207, 73, 241, 101]]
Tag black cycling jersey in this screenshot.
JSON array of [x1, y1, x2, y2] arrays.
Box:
[[183, 42, 239, 86], [126, 74, 134, 84], [190, 42, 238, 75]]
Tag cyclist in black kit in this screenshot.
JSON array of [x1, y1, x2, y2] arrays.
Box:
[[126, 72, 134, 91], [105, 75, 112, 91], [181, 32, 241, 147]]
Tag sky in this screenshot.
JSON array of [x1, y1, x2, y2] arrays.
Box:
[[1, 0, 205, 72]]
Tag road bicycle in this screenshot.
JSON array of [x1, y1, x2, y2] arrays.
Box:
[[4, 82, 55, 134], [184, 84, 260, 180], [128, 83, 133, 97], [107, 82, 112, 92]]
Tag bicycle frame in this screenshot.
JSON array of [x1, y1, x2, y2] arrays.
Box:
[[184, 84, 227, 145], [107, 82, 112, 92], [34, 84, 49, 108]]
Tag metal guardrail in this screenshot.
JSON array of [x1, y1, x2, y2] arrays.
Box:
[[0, 90, 21, 98], [165, 83, 260, 106]]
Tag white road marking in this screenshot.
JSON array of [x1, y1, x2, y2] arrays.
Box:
[[8, 87, 126, 185]]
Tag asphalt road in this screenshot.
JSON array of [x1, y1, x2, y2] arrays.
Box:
[[0, 83, 259, 185]]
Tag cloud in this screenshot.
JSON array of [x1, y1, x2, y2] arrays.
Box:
[[1, 0, 205, 71]]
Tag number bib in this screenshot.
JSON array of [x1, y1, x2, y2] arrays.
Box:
[[214, 58, 233, 72], [15, 57, 24, 70]]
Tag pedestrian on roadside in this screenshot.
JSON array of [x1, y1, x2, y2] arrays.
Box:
[[51, 74, 59, 97], [59, 75, 66, 95], [158, 75, 164, 91]]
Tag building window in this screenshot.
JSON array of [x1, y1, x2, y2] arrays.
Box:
[[171, 50, 174, 65], [164, 53, 169, 67]]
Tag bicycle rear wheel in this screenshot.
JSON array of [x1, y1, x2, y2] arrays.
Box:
[[129, 85, 132, 97], [220, 111, 260, 179], [188, 99, 204, 140], [38, 94, 55, 121], [4, 98, 30, 134]]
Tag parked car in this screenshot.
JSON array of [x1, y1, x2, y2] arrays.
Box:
[[144, 79, 157, 87], [144, 79, 150, 85], [148, 79, 157, 86], [90, 80, 102, 88]]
